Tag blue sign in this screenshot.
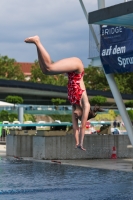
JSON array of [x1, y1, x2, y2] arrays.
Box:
[[100, 25, 133, 74]]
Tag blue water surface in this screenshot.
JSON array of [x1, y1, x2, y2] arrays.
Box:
[[0, 158, 133, 200]]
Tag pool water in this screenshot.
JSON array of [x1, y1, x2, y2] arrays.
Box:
[[0, 158, 133, 200]]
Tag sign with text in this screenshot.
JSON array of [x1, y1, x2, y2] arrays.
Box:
[[100, 25, 133, 74]]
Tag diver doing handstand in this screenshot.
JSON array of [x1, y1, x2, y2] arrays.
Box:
[[24, 36, 100, 151]]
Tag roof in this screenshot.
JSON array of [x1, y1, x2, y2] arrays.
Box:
[[15, 62, 34, 75], [0, 101, 14, 107]]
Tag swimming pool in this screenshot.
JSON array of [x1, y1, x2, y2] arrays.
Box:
[[0, 158, 133, 200]]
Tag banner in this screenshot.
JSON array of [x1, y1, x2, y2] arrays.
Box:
[[100, 25, 133, 74]]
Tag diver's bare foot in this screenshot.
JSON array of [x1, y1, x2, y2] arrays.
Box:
[[24, 35, 40, 44], [75, 144, 79, 149], [77, 145, 86, 151]]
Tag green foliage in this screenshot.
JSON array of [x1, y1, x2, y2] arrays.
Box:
[[0, 110, 35, 122], [49, 114, 72, 122], [0, 110, 18, 121], [90, 96, 107, 105], [24, 114, 36, 122], [95, 109, 117, 121], [5, 95, 23, 106], [0, 110, 9, 121], [125, 100, 133, 108], [0, 55, 25, 80], [95, 113, 114, 121], [84, 66, 109, 90], [84, 65, 133, 94], [114, 73, 133, 94], [127, 110, 133, 121], [8, 113, 18, 121], [108, 110, 117, 118], [51, 98, 66, 105]]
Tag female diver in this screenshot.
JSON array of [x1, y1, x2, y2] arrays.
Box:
[[24, 36, 99, 151]]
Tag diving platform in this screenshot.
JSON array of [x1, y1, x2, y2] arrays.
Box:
[[88, 1, 133, 28]]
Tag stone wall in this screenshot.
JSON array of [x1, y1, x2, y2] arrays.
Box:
[[6, 133, 133, 160], [6, 135, 33, 157]]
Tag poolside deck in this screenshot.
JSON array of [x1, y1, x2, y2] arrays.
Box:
[[59, 159, 133, 172]]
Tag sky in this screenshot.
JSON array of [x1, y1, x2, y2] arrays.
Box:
[[0, 0, 126, 67]]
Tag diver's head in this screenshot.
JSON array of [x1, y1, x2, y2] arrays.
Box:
[[73, 104, 82, 120]]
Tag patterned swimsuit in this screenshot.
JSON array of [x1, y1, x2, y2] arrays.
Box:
[[67, 71, 85, 105]]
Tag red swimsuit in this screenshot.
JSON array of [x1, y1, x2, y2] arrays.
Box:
[[67, 71, 85, 105]]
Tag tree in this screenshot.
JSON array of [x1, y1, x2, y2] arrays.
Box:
[[0, 110, 18, 123], [84, 65, 133, 94], [0, 55, 25, 80], [125, 100, 133, 108], [84, 66, 109, 91], [89, 96, 107, 106], [127, 110, 133, 121], [114, 72, 133, 94], [5, 95, 23, 108], [0, 110, 9, 121], [51, 98, 66, 110]]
